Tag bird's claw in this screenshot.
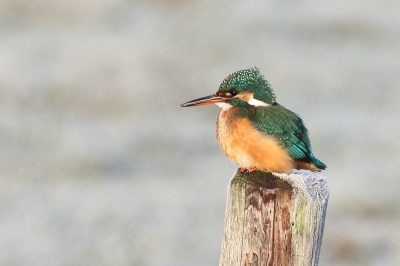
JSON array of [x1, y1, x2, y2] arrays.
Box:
[[240, 168, 257, 174]]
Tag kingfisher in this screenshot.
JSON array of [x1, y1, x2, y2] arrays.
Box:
[[180, 67, 326, 174]]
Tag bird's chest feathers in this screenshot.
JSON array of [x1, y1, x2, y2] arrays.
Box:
[[216, 108, 238, 153], [216, 107, 293, 172]]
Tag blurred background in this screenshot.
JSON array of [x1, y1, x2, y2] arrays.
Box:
[[0, 0, 399, 265]]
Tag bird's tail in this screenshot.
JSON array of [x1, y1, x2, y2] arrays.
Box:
[[311, 156, 327, 170]]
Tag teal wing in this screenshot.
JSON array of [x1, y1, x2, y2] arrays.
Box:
[[248, 104, 326, 169]]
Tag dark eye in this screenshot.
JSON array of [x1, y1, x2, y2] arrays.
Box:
[[229, 88, 238, 97]]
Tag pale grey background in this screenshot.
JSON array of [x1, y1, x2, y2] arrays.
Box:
[[0, 0, 399, 265]]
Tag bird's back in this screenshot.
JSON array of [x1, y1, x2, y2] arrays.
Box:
[[249, 103, 326, 171]]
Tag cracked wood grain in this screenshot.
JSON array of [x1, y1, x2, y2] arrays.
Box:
[[219, 170, 329, 266]]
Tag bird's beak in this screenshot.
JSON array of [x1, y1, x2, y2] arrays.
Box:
[[180, 94, 227, 107]]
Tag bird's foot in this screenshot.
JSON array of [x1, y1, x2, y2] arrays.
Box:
[[240, 168, 257, 174]]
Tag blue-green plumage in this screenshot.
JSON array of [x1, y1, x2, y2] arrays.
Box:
[[246, 103, 326, 170]]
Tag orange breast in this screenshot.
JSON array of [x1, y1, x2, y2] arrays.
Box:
[[216, 107, 294, 173]]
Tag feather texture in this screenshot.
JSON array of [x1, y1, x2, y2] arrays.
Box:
[[247, 103, 326, 170]]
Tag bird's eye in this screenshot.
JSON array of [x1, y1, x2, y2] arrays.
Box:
[[228, 88, 238, 97]]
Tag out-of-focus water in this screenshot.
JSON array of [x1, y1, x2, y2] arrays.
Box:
[[0, 0, 399, 265]]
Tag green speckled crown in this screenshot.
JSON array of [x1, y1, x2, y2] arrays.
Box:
[[218, 67, 276, 104]]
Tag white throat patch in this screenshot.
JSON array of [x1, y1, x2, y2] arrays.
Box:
[[215, 102, 232, 110]]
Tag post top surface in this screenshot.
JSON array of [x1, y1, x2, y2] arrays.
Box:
[[232, 169, 329, 204]]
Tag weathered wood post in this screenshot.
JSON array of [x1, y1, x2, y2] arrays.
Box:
[[219, 169, 329, 266]]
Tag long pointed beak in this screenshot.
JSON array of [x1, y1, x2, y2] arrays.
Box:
[[180, 94, 227, 107]]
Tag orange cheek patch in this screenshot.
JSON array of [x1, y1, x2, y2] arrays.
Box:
[[237, 92, 254, 102]]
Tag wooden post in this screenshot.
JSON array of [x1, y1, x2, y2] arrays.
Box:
[[219, 169, 329, 266]]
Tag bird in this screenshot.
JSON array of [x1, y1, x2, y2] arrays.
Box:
[[180, 67, 326, 174]]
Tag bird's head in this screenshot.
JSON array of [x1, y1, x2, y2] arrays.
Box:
[[180, 67, 276, 109]]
